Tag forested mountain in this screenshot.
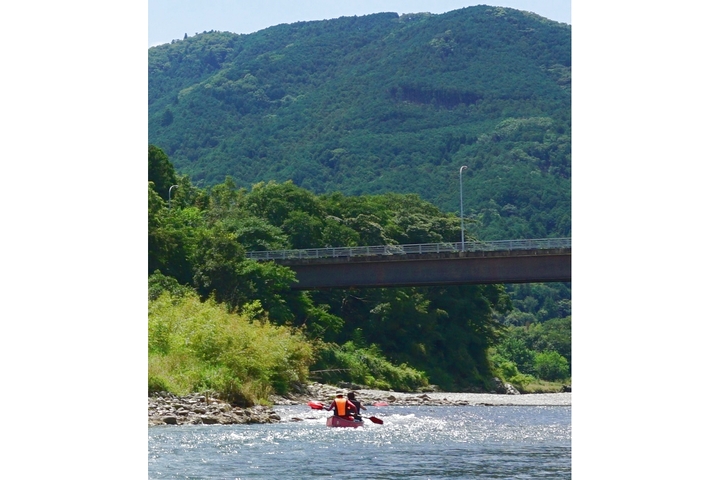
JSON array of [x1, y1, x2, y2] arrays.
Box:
[[148, 5, 570, 241]]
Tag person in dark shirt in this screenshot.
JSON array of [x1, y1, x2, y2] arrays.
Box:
[[347, 391, 367, 421]]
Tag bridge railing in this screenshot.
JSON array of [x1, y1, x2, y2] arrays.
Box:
[[245, 238, 570, 261]]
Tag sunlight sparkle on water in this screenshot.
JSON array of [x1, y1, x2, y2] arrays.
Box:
[[149, 405, 571, 479]]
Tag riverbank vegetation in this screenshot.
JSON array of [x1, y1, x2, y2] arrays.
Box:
[[148, 146, 570, 402]]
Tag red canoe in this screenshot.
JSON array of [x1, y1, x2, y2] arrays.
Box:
[[326, 416, 364, 428]]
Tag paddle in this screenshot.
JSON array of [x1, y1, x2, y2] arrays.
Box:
[[307, 401, 384, 424]]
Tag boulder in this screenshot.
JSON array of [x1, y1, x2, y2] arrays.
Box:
[[504, 383, 520, 395]]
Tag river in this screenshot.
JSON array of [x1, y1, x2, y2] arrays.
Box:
[[148, 403, 571, 479]]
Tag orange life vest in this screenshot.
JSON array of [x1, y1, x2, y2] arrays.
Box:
[[335, 397, 348, 416]]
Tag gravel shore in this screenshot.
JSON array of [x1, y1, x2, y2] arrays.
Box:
[[272, 382, 571, 407], [353, 389, 570, 406]]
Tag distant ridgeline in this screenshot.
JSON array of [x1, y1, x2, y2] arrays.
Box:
[[149, 5, 570, 240]]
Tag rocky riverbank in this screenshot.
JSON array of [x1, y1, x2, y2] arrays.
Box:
[[149, 382, 571, 426], [148, 392, 282, 426]]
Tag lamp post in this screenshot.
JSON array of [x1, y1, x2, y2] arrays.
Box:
[[168, 185, 179, 210], [459, 165, 468, 251]]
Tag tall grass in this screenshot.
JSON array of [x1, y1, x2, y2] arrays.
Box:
[[148, 292, 314, 405]]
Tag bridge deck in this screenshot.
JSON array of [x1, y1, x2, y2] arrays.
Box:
[[248, 240, 571, 289]]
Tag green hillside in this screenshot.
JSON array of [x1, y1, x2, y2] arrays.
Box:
[[148, 5, 570, 241]]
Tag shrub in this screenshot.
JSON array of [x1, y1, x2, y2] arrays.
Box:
[[148, 270, 194, 301], [490, 352, 535, 392], [508, 373, 535, 391], [533, 350, 570, 381], [490, 352, 520, 380], [313, 341, 428, 392]]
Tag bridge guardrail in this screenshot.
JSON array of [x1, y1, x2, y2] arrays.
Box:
[[246, 238, 571, 261]]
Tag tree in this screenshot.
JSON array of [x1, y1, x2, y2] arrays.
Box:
[[191, 225, 247, 307], [148, 145, 178, 199], [148, 184, 199, 283], [496, 335, 535, 373], [222, 216, 288, 251], [282, 210, 324, 249], [245, 181, 324, 228]]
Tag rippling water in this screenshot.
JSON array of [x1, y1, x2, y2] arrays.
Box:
[[148, 405, 570, 479]]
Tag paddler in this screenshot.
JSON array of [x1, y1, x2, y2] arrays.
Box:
[[324, 390, 357, 420], [347, 391, 367, 421]]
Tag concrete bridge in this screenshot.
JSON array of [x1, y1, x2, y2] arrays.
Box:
[[246, 238, 571, 290]]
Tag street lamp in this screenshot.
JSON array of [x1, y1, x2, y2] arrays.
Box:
[[168, 185, 179, 210], [459, 166, 468, 251]]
